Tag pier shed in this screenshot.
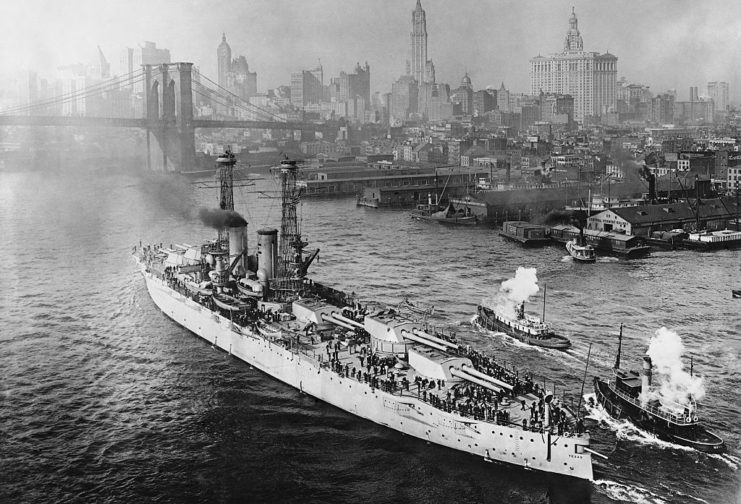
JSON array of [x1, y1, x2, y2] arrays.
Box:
[[586, 197, 740, 237]]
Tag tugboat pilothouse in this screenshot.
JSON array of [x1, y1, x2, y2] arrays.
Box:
[[133, 154, 595, 480]]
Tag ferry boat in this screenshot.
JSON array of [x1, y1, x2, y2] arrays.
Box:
[[133, 154, 596, 480], [592, 326, 724, 453], [476, 302, 571, 350]]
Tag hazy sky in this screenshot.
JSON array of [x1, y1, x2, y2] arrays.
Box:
[[3, 0, 741, 102]]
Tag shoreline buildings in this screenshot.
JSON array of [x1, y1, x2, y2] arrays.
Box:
[[530, 8, 617, 123]]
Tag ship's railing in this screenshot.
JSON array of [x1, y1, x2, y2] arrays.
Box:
[[608, 381, 692, 424]]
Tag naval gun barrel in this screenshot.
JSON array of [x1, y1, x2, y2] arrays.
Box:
[[330, 311, 364, 329], [460, 364, 514, 391], [450, 368, 503, 393], [411, 328, 458, 350], [321, 313, 356, 331], [400, 330, 448, 351]]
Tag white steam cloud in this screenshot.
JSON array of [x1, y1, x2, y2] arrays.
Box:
[[489, 267, 540, 320], [644, 327, 706, 413]]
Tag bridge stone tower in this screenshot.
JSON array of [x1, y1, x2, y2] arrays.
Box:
[[144, 63, 196, 172]]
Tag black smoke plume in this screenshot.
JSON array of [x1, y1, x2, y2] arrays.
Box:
[[539, 209, 588, 229], [198, 208, 247, 228]]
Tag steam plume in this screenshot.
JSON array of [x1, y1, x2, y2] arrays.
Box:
[[644, 327, 706, 412], [490, 267, 540, 320], [198, 208, 247, 229]]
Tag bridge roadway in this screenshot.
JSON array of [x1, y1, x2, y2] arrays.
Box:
[[0, 115, 325, 131]]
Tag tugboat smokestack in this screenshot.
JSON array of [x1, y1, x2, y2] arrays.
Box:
[[642, 355, 652, 397]]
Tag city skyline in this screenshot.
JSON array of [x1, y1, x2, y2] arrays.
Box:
[[2, 0, 741, 102]]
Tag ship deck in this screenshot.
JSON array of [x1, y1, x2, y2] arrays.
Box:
[[284, 321, 580, 436]]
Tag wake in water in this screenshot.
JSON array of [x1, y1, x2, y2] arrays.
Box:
[[593, 478, 668, 504], [583, 393, 694, 452], [596, 256, 620, 263], [708, 452, 741, 470]]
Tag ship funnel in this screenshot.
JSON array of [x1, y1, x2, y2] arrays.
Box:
[[641, 355, 653, 397], [257, 228, 278, 286], [229, 224, 247, 275]]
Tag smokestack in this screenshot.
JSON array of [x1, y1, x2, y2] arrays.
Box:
[[229, 224, 247, 274], [648, 174, 656, 202], [257, 228, 278, 281], [641, 355, 652, 398]]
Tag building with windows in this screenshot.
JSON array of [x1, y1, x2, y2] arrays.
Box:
[[450, 73, 474, 116], [530, 8, 617, 123], [339, 62, 370, 107], [707, 81, 729, 115], [391, 74, 418, 123], [217, 33, 231, 88], [410, 0, 433, 85], [291, 67, 324, 106]]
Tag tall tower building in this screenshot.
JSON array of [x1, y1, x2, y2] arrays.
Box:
[[217, 33, 231, 88], [410, 0, 427, 84], [530, 9, 617, 122], [707, 81, 728, 112]]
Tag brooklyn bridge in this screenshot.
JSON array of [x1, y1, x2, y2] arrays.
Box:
[[0, 63, 335, 172]]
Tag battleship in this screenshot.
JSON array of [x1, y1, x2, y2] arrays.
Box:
[[133, 153, 596, 480], [592, 326, 724, 453]]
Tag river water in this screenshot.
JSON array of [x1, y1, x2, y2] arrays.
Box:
[[1, 169, 739, 504]]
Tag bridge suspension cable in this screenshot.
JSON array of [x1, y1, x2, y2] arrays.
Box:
[[192, 82, 281, 123], [196, 74, 286, 123], [0, 68, 147, 116]]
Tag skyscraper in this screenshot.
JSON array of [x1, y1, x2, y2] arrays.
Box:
[[391, 74, 418, 123], [217, 33, 231, 88], [530, 9, 617, 122], [410, 0, 427, 84], [707, 81, 729, 112], [339, 62, 370, 106]]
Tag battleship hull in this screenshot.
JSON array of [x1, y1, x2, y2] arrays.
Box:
[[141, 267, 593, 480], [593, 378, 724, 453]]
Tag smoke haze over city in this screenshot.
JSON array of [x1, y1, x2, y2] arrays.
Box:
[[2, 0, 741, 101]]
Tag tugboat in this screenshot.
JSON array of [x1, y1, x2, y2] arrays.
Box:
[[410, 201, 478, 226], [133, 154, 597, 480], [566, 229, 596, 262], [476, 289, 571, 350], [592, 326, 725, 453]]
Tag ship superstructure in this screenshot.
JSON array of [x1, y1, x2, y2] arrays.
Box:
[[134, 154, 595, 480]]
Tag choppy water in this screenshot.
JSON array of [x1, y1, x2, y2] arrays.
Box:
[[1, 169, 739, 504]]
